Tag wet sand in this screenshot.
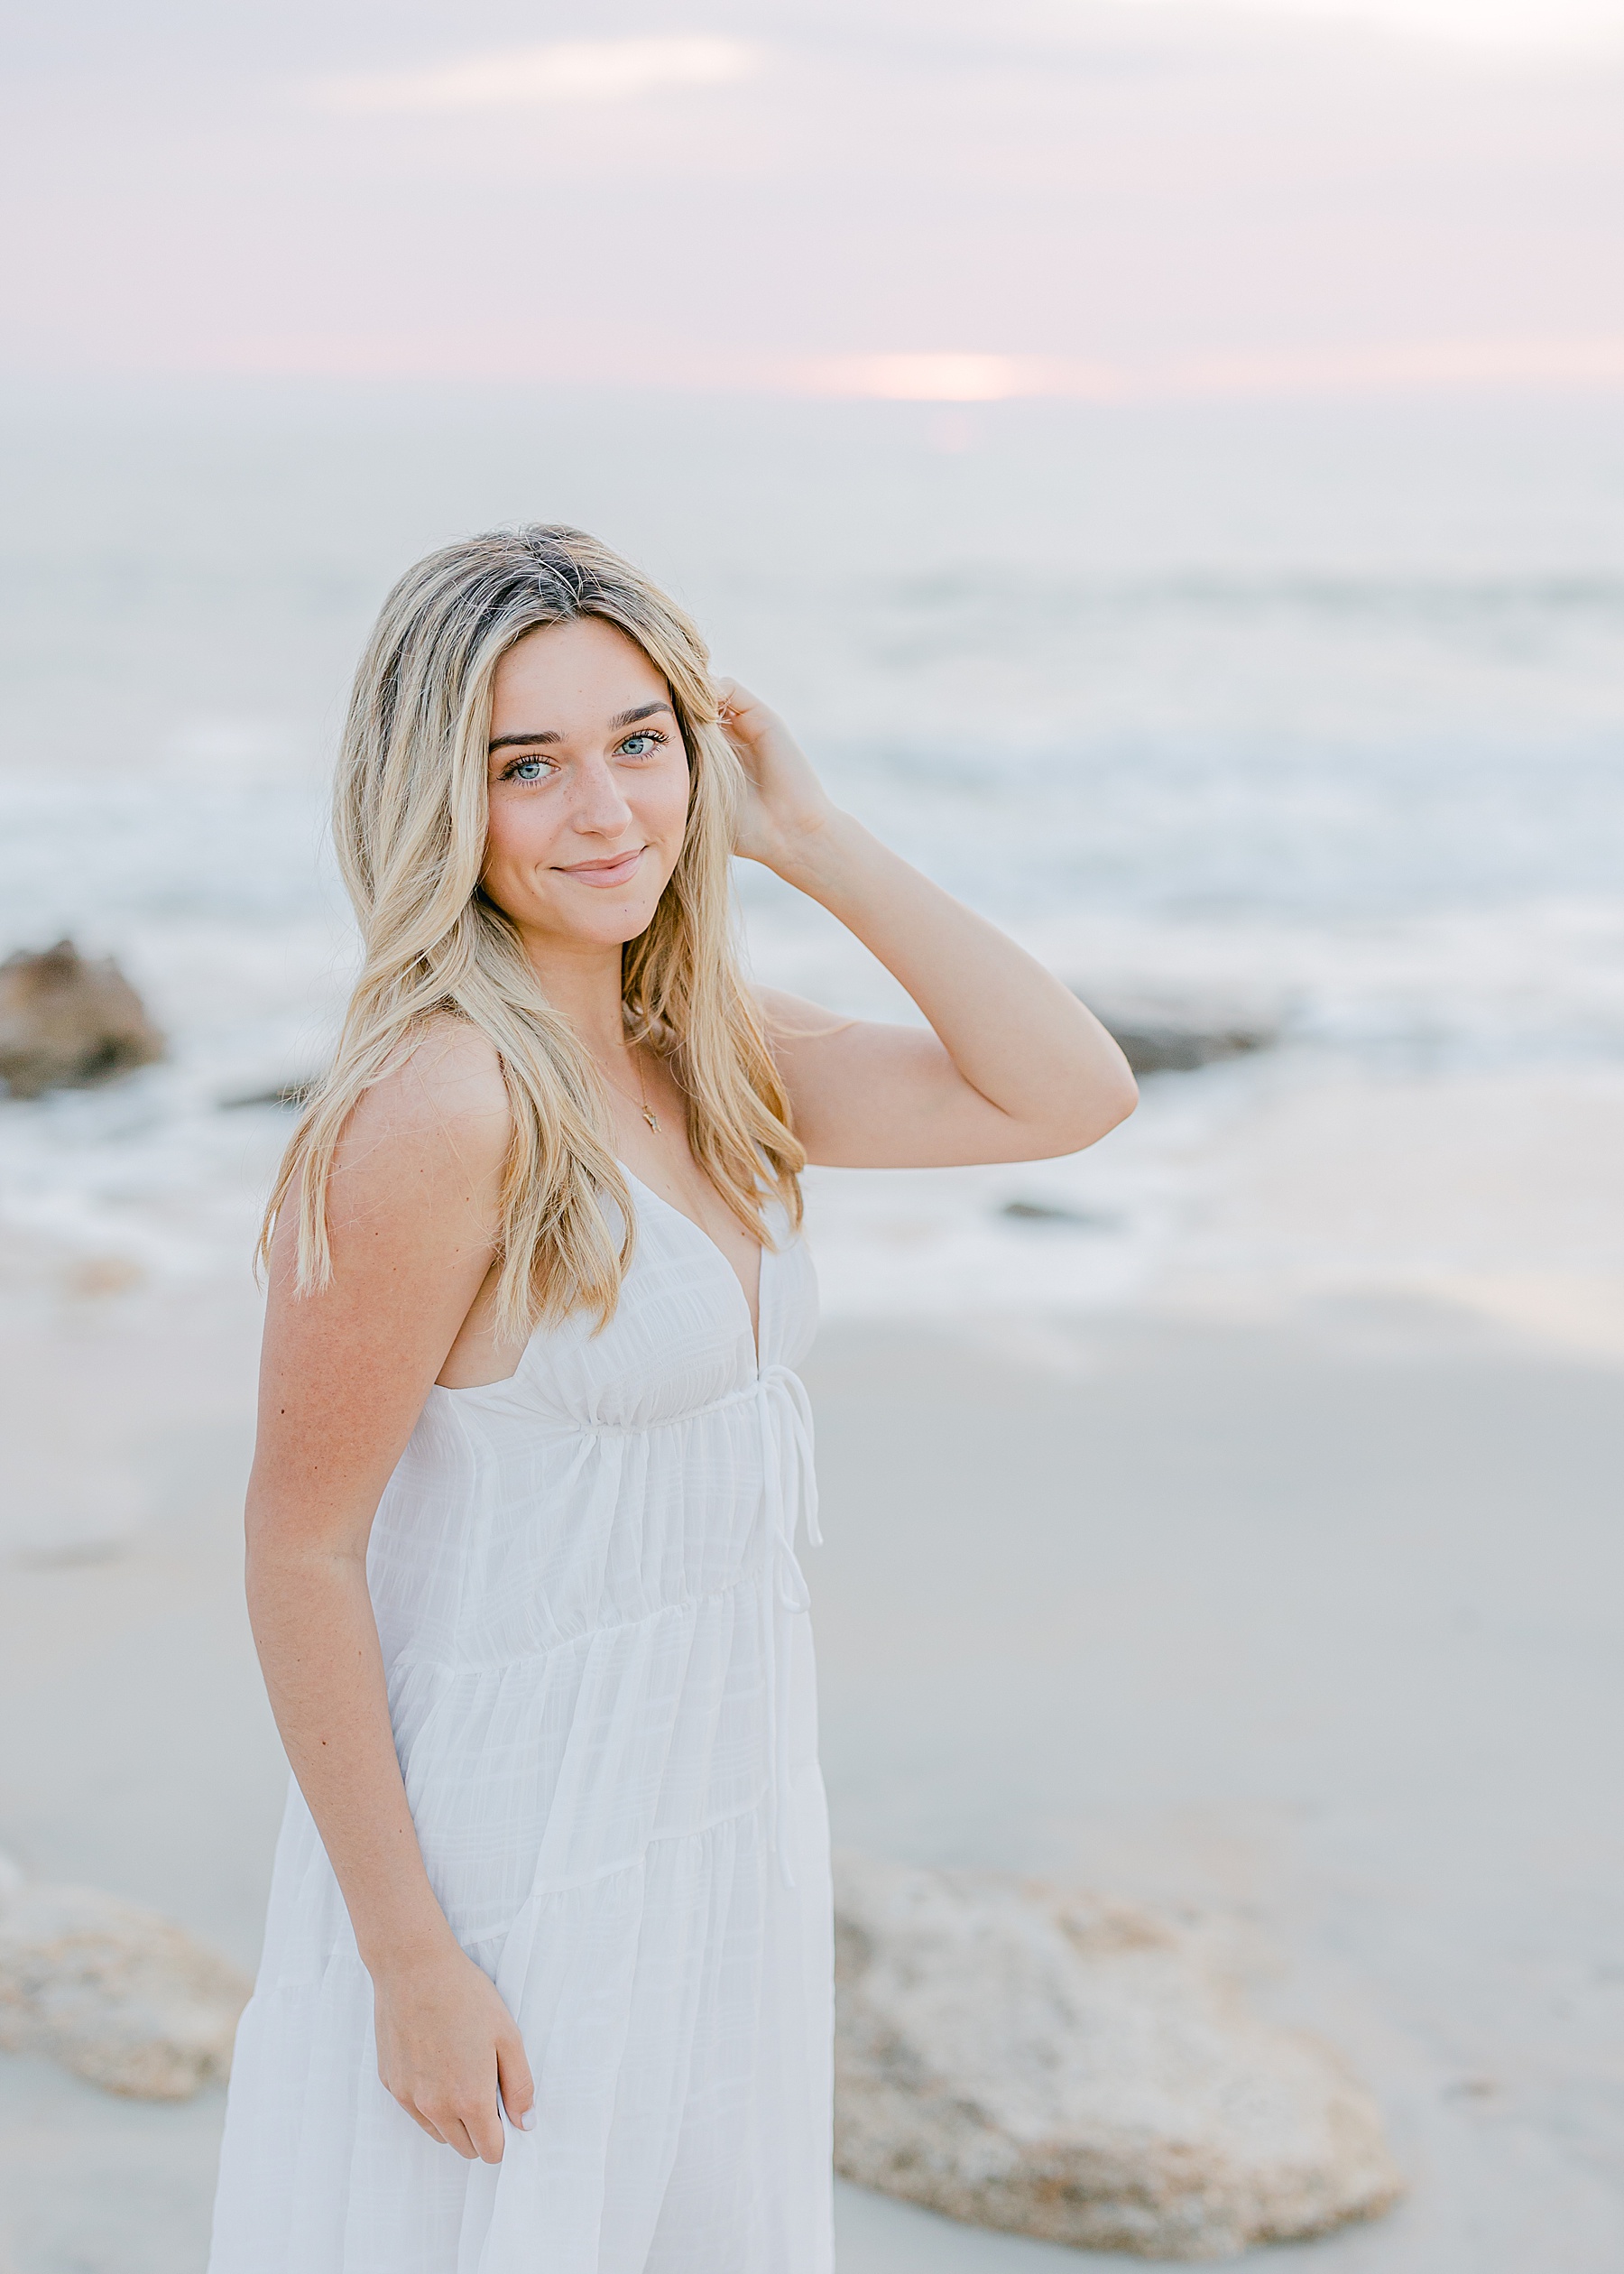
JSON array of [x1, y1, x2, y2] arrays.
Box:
[[2, 1278, 1621, 2270]]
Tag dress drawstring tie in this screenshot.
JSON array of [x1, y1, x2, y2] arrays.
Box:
[[752, 1363, 822, 1887]]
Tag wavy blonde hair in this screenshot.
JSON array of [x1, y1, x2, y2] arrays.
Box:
[[262, 523, 804, 1334]]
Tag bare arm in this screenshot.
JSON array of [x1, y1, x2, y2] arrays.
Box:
[[718, 682, 1138, 1167], [245, 1021, 531, 2162]]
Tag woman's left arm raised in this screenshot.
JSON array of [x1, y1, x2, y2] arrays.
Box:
[[719, 681, 1137, 1167]]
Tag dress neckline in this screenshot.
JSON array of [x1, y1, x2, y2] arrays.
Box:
[[432, 1165, 776, 1396], [617, 1162, 766, 1369]]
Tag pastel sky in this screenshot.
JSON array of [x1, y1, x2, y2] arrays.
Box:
[[1, 0, 1620, 399]]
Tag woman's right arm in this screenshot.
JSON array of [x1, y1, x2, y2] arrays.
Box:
[[245, 1021, 531, 2164]]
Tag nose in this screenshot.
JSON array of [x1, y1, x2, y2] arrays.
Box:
[[570, 753, 636, 839]]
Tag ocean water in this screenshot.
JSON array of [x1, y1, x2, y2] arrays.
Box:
[[1, 382, 1620, 1317]]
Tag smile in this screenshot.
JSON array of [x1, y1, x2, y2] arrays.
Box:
[[557, 847, 646, 889]]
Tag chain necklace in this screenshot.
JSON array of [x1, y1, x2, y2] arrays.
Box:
[[598, 1044, 660, 1132]]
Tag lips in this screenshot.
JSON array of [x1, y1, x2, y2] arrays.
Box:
[[557, 846, 645, 888]]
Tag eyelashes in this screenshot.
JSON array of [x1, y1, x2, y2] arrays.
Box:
[[498, 728, 668, 783]]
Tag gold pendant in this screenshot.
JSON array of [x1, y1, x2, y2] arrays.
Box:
[[642, 1109, 660, 1131]]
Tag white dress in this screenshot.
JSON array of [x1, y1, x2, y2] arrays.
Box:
[[209, 1174, 833, 2274]]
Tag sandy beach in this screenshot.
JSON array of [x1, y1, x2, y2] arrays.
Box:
[[3, 1058, 1621, 2271]]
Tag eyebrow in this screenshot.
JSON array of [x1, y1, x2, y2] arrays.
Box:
[[488, 700, 674, 753]]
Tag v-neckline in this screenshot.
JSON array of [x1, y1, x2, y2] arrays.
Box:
[[619, 1163, 765, 1368]]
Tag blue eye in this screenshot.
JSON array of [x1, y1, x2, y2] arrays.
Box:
[[509, 757, 551, 781], [619, 732, 662, 757]]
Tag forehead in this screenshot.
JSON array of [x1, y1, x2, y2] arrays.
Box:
[[490, 616, 667, 732]]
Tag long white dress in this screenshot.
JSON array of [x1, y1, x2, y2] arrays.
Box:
[[209, 1174, 833, 2274]]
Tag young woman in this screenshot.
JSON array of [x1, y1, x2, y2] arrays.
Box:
[[208, 525, 1135, 2273]]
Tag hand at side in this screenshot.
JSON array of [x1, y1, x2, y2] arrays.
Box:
[[373, 1935, 535, 2161]]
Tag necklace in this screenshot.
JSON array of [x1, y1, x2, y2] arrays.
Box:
[[598, 1044, 660, 1132]]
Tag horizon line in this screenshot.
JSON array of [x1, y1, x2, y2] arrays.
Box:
[[5, 340, 1624, 402]]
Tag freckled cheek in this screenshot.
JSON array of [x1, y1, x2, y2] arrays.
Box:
[[636, 769, 693, 861], [483, 804, 567, 892]]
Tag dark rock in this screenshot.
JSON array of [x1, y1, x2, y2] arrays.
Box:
[[0, 939, 164, 1098], [220, 1078, 316, 1110], [999, 1198, 1108, 1226], [1084, 995, 1278, 1075]]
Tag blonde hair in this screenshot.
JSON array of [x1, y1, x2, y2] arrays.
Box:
[[262, 523, 804, 1334]]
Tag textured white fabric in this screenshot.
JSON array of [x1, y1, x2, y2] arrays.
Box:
[[209, 1174, 833, 2274]]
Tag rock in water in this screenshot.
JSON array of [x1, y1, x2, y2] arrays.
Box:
[[834, 1854, 1403, 2260], [1080, 993, 1278, 1076], [0, 1879, 251, 2098], [0, 938, 164, 1097]]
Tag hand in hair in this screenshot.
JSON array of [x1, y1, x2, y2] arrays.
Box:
[[714, 678, 841, 876]]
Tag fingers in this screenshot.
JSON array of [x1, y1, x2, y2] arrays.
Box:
[[384, 2075, 509, 2162], [497, 2028, 537, 2135], [461, 2105, 507, 2164], [435, 2113, 483, 2161], [384, 2082, 455, 2151], [416, 2095, 504, 2163], [373, 1964, 531, 2166], [713, 676, 767, 733]]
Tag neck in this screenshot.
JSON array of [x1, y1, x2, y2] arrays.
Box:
[[519, 930, 631, 1057]]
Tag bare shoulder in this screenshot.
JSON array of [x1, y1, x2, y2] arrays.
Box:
[[332, 1015, 512, 1209], [260, 1018, 513, 1464], [752, 984, 858, 1047]]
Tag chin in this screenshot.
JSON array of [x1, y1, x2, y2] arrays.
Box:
[[571, 898, 665, 948]]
